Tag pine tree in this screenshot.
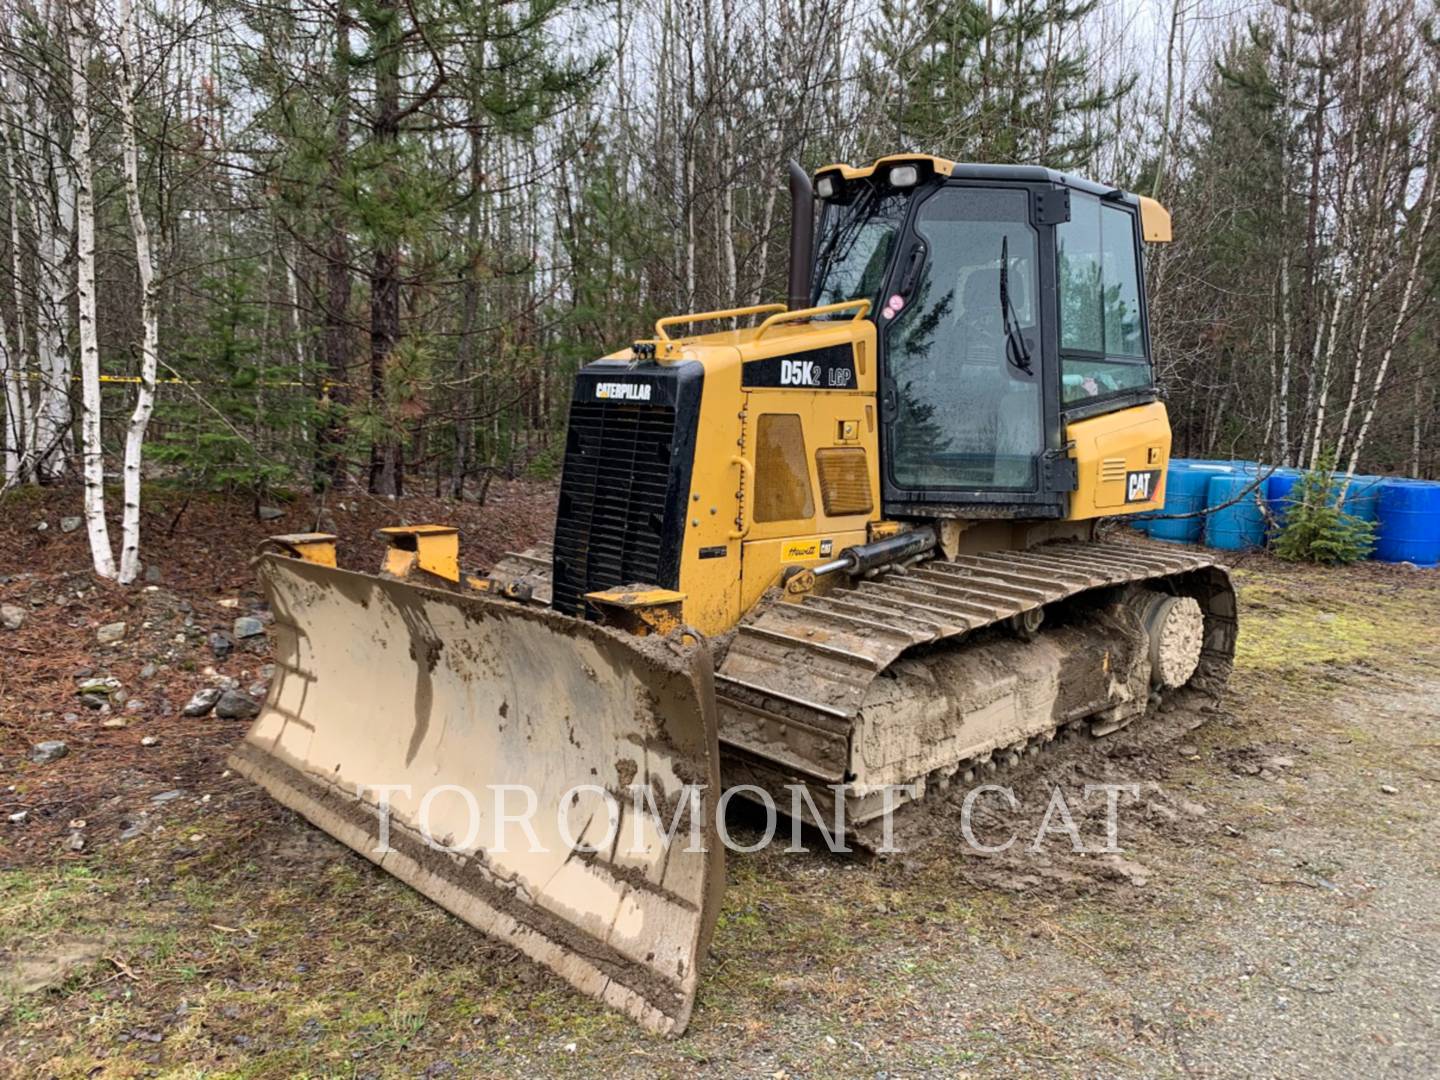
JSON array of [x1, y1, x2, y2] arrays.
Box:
[[857, 0, 1131, 170]]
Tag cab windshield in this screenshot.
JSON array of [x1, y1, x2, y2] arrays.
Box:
[[810, 181, 910, 311]]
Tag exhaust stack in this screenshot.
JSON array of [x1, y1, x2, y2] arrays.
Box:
[[786, 160, 814, 311]]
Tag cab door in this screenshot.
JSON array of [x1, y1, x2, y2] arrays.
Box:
[[877, 181, 1067, 517]]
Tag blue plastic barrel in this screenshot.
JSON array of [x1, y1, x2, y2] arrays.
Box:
[[1149, 461, 1219, 544], [1336, 474, 1383, 523], [1266, 468, 1379, 527], [1203, 473, 1267, 551], [1266, 469, 1304, 528], [1374, 479, 1440, 565]]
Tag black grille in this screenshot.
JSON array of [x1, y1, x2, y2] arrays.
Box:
[[551, 398, 680, 619]]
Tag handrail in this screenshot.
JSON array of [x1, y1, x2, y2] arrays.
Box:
[[753, 299, 872, 341], [654, 303, 787, 341], [728, 455, 753, 540]]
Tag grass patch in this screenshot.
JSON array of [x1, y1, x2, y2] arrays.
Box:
[[1233, 571, 1436, 675]]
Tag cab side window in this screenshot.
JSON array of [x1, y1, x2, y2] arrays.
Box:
[[1058, 193, 1150, 404]]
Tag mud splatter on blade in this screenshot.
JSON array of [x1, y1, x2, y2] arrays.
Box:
[[230, 554, 724, 1035]]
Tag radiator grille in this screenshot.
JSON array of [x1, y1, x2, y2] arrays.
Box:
[[551, 399, 678, 619], [815, 447, 873, 515]]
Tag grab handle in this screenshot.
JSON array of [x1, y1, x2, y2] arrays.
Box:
[[654, 304, 787, 341], [753, 299, 872, 341]]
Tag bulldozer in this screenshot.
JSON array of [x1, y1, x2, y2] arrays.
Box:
[[230, 154, 1237, 1035]]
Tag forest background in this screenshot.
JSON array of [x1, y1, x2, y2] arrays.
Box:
[[0, 0, 1435, 579]]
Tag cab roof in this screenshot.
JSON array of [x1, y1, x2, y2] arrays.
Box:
[[815, 154, 1171, 242]]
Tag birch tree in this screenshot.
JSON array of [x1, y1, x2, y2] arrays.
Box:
[[67, 0, 116, 578], [0, 65, 29, 487], [115, 0, 159, 583], [12, 5, 77, 483], [0, 271, 19, 484], [1343, 103, 1437, 482]]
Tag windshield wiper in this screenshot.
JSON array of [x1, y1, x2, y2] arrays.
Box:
[[999, 236, 1034, 376]]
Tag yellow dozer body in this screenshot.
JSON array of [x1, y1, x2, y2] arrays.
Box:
[[232, 156, 1237, 1034]]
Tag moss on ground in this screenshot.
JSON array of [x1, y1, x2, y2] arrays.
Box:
[[1233, 567, 1435, 676]]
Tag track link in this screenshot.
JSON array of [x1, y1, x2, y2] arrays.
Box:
[[489, 537, 1237, 837], [713, 541, 1236, 830]]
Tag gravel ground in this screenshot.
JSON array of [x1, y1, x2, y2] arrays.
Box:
[[2, 494, 1437, 1078]]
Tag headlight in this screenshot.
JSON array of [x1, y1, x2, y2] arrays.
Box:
[[816, 174, 837, 199], [888, 164, 919, 188]]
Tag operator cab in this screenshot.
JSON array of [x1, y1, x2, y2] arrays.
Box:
[[810, 156, 1166, 520]]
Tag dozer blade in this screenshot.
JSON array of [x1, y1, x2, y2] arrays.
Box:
[[229, 554, 724, 1035]]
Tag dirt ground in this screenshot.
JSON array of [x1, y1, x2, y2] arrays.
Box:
[[2, 483, 1438, 1078]]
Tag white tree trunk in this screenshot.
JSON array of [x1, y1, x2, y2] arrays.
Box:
[[0, 297, 17, 486], [753, 182, 778, 306], [1333, 258, 1383, 465], [0, 75, 29, 487], [1150, 0, 1181, 201], [1274, 0, 1295, 465], [68, 0, 116, 579], [117, 0, 159, 584], [287, 249, 307, 440], [1307, 28, 1367, 470], [1345, 140, 1436, 482], [1334, 93, 1403, 465], [1307, 267, 1349, 469], [9, 8, 77, 481], [20, 89, 76, 483]]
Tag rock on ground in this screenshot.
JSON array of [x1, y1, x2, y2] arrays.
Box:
[[232, 616, 265, 640], [0, 938, 105, 995], [214, 689, 261, 720], [29, 740, 69, 764], [1, 603, 24, 630], [181, 688, 223, 717], [96, 622, 127, 646]]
